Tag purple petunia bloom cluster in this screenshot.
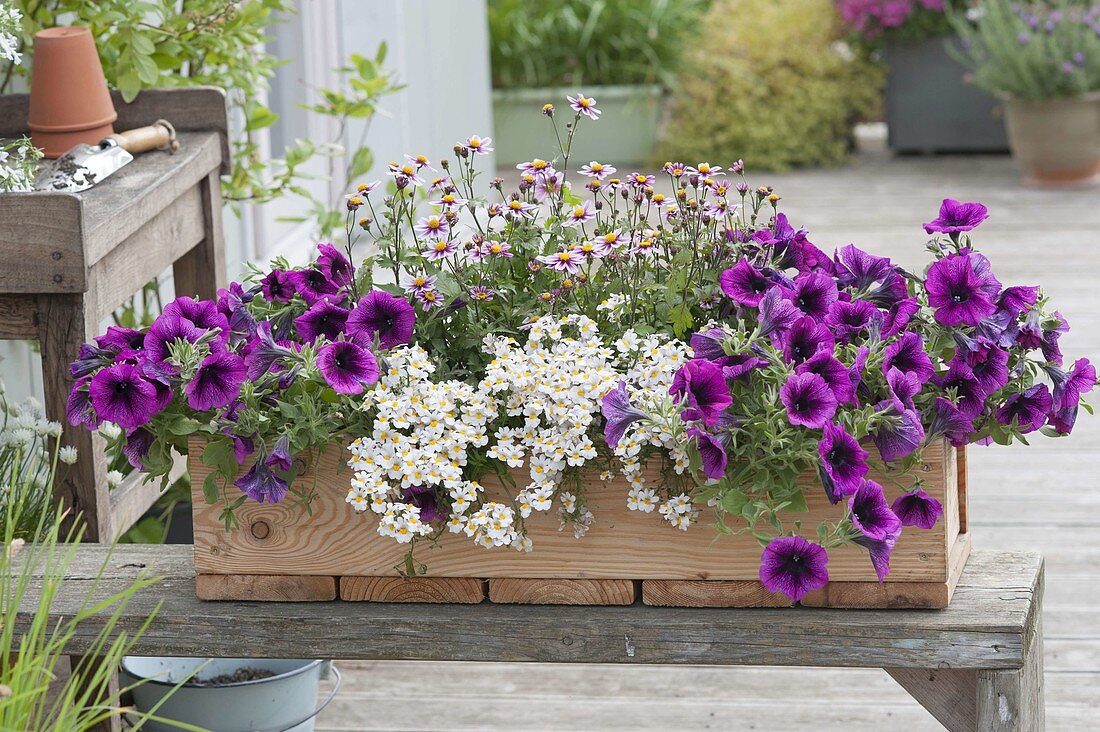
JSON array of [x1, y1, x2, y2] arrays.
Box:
[[67, 243, 413, 500], [664, 199, 1095, 600]]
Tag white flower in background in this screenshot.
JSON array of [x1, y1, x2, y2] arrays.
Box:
[[0, 137, 42, 193], [0, 3, 21, 65], [106, 470, 124, 489], [58, 446, 79, 465]]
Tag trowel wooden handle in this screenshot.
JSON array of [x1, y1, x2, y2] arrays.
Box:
[[108, 120, 179, 154]]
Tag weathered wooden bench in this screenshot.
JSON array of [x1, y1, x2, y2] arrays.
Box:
[[15, 545, 1044, 731]]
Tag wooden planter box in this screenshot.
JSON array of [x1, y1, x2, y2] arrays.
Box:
[[189, 438, 970, 608]]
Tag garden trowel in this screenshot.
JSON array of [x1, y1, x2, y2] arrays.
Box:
[[33, 119, 178, 193]]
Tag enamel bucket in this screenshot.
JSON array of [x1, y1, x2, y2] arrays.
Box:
[[120, 657, 340, 732]]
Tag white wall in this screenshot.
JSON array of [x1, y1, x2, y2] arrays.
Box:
[[0, 0, 494, 402]]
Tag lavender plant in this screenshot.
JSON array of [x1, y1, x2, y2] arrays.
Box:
[[66, 94, 1095, 599], [950, 0, 1100, 100]]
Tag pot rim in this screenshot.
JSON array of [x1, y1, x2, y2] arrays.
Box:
[[120, 657, 325, 689], [999, 90, 1100, 104]]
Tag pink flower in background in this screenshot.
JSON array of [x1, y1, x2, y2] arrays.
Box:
[[579, 161, 616, 180], [567, 92, 601, 120]]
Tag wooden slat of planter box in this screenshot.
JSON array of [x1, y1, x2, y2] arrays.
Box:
[[190, 438, 961, 589], [489, 578, 638, 605]]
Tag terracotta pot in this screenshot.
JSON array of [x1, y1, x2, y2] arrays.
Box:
[[27, 26, 117, 159], [1003, 93, 1100, 187]]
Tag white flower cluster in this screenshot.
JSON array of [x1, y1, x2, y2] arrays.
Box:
[[481, 314, 618, 537], [610, 333, 701, 530], [0, 386, 69, 494], [346, 346, 509, 547], [0, 137, 42, 194], [0, 3, 21, 65]]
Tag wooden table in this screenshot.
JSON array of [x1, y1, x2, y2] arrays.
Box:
[[17, 546, 1045, 731], [0, 88, 229, 542]]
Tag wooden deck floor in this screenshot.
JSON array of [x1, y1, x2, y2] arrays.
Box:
[[317, 152, 1100, 730]]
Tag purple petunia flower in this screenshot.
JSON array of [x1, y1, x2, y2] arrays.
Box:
[[923, 198, 989, 235], [185, 351, 247, 412], [235, 459, 289, 504], [925, 253, 1001, 328], [825, 299, 876, 343], [294, 298, 349, 343], [886, 367, 922, 412], [65, 377, 95, 428], [891, 489, 943, 530], [967, 347, 1010, 395], [797, 349, 854, 404], [601, 381, 650, 448], [260, 269, 296, 302], [718, 352, 769, 381], [848, 346, 871, 405], [781, 316, 835, 366], [1041, 312, 1069, 365], [688, 328, 728, 361], [818, 422, 868, 500], [995, 385, 1051, 434], [143, 313, 206, 368], [670, 359, 733, 426], [163, 296, 228, 333], [266, 435, 293, 472], [882, 332, 934, 383], [317, 338, 380, 395], [834, 244, 893, 290], [998, 285, 1039, 317], [719, 259, 771, 308], [757, 287, 801, 340], [759, 535, 830, 602], [872, 403, 925, 462], [783, 271, 838, 321], [1048, 403, 1079, 434], [927, 397, 973, 447], [88, 363, 163, 429], [849, 479, 902, 542], [882, 297, 921, 340], [780, 372, 837, 429], [317, 243, 354, 289], [687, 427, 728, 480], [1052, 357, 1097, 412], [96, 326, 147, 356], [401, 485, 447, 523], [933, 360, 988, 419], [346, 290, 416, 350], [853, 531, 899, 583], [122, 427, 156, 470], [290, 268, 341, 305]]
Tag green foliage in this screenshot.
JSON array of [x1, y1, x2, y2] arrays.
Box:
[[488, 0, 708, 89], [658, 0, 884, 171], [2, 1, 400, 238], [0, 420, 198, 729], [949, 0, 1100, 101]]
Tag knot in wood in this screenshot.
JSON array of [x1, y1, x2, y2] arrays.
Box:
[[250, 520, 271, 540]]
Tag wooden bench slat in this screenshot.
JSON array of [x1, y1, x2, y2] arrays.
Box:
[[13, 546, 1041, 671]]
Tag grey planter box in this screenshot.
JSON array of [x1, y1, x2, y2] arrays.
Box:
[[492, 84, 663, 167], [885, 37, 1008, 153]]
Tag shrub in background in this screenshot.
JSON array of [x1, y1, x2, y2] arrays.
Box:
[[659, 0, 883, 171], [488, 0, 708, 89], [836, 0, 952, 41], [950, 0, 1100, 101]]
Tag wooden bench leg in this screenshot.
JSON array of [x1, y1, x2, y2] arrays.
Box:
[[172, 170, 226, 301], [887, 592, 1044, 731], [69, 653, 122, 732], [38, 293, 112, 542]]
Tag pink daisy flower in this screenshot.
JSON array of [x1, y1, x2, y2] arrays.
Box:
[[593, 229, 624, 256], [464, 135, 493, 155], [537, 250, 583, 274], [415, 215, 450, 239], [687, 162, 723, 176], [533, 171, 565, 202], [386, 161, 424, 187], [481, 239, 513, 258], [627, 172, 655, 188], [563, 200, 595, 228], [504, 199, 538, 220], [468, 285, 495, 302], [579, 161, 616, 180], [423, 239, 457, 261], [516, 159, 555, 175], [416, 288, 443, 309], [400, 272, 437, 294], [404, 153, 435, 171], [431, 191, 468, 208], [567, 93, 601, 120]]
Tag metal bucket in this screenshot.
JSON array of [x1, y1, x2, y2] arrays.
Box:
[[120, 657, 340, 732]]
